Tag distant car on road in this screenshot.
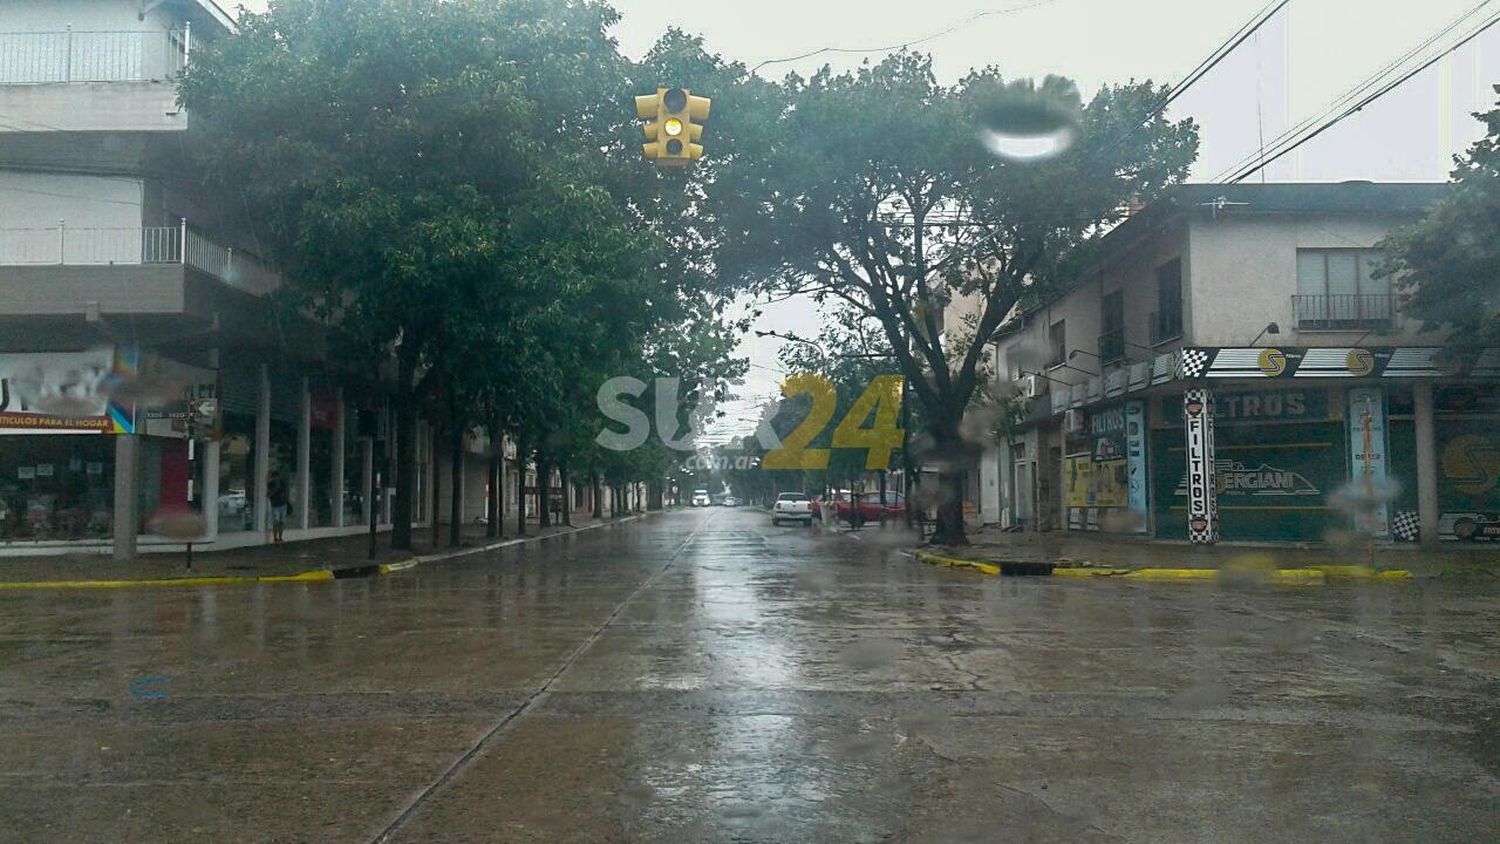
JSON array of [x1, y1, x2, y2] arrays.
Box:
[[772, 492, 814, 526], [722, 496, 739, 507], [812, 491, 905, 523], [690, 488, 711, 507]]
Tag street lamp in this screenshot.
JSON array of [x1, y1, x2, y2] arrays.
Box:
[[1249, 322, 1281, 346]]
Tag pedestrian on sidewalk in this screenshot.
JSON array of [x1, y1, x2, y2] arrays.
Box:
[[268, 477, 289, 544]]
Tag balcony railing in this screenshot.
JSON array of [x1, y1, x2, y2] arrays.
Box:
[[0, 221, 280, 295], [1292, 294, 1397, 331], [0, 27, 191, 85], [1097, 328, 1125, 364], [1149, 309, 1183, 345]]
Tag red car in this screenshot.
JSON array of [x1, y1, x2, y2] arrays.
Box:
[[813, 492, 906, 522]]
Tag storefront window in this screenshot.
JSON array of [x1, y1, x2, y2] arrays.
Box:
[[267, 418, 297, 526], [219, 413, 256, 533], [0, 436, 114, 541], [310, 427, 334, 528], [137, 436, 198, 536], [343, 430, 364, 525]]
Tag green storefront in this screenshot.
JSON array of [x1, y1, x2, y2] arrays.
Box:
[[1153, 387, 1348, 542], [1388, 386, 1500, 542]]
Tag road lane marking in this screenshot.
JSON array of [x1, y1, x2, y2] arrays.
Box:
[[368, 512, 713, 844]]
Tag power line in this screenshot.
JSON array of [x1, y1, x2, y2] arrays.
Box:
[[1212, 0, 1492, 182], [749, 0, 1066, 74], [1091, 0, 1291, 161], [1217, 2, 1500, 183]]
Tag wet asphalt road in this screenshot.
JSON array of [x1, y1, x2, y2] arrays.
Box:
[[2, 507, 1499, 843]]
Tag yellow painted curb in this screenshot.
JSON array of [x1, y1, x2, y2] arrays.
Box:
[[0, 568, 335, 590], [260, 570, 335, 583], [1122, 568, 1220, 581], [1309, 565, 1413, 580], [914, 550, 1001, 576], [378, 558, 421, 575], [915, 556, 1413, 585], [1265, 569, 1326, 585]]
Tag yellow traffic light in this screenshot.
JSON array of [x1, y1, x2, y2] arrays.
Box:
[[636, 86, 711, 166]]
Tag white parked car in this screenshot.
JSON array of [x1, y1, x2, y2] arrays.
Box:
[[690, 488, 711, 507], [772, 492, 813, 526]]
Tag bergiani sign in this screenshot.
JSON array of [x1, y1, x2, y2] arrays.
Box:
[[1175, 460, 1322, 498]]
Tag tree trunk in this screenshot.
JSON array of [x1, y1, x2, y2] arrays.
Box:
[[390, 351, 417, 550], [494, 431, 505, 539], [537, 458, 551, 527], [448, 420, 463, 547], [430, 423, 441, 550], [591, 472, 603, 519], [515, 438, 528, 536], [878, 469, 888, 524], [486, 422, 500, 540], [930, 465, 969, 546], [560, 463, 573, 526]]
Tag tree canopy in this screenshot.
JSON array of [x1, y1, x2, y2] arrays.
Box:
[[692, 50, 1198, 543], [1381, 85, 1500, 355], [179, 0, 743, 547]]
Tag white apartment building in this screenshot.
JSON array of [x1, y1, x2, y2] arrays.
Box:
[[0, 0, 445, 558]]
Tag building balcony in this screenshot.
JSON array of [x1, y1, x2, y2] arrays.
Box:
[[0, 222, 278, 295], [0, 29, 189, 85], [0, 28, 193, 136], [1291, 294, 1397, 332], [1149, 309, 1183, 345], [1097, 328, 1126, 364]]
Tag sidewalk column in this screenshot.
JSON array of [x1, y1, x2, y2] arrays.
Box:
[[296, 377, 311, 530], [202, 437, 221, 540], [360, 437, 374, 526], [331, 389, 345, 528], [1183, 388, 1219, 545], [254, 364, 270, 536], [1413, 382, 1440, 546], [111, 435, 139, 562]]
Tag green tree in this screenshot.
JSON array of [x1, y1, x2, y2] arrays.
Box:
[[697, 52, 1197, 544], [1381, 86, 1500, 355], [179, 0, 662, 548]]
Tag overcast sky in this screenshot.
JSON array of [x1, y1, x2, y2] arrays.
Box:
[[232, 0, 1499, 444]]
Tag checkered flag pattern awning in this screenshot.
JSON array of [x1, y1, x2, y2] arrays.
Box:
[[1175, 348, 1211, 380], [1391, 511, 1420, 542]]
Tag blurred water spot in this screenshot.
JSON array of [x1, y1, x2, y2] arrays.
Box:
[[839, 638, 902, 671], [146, 507, 207, 540], [830, 732, 887, 762], [980, 127, 1074, 161], [129, 675, 170, 700], [1096, 509, 1146, 533], [618, 782, 656, 806], [104, 371, 187, 407], [1169, 680, 1229, 711], [32, 394, 101, 416], [975, 84, 1081, 163], [1219, 553, 1283, 588]]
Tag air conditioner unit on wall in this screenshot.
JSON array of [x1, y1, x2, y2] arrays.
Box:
[[1018, 373, 1044, 399], [1063, 409, 1085, 435]]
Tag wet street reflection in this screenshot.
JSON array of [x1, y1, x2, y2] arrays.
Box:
[[2, 508, 1498, 842]]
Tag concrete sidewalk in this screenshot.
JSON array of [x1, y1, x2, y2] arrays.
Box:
[[933, 525, 1499, 576], [0, 511, 656, 585]]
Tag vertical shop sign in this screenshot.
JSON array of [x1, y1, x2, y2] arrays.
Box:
[[1125, 401, 1147, 532], [1184, 389, 1219, 544], [1347, 387, 1389, 536]]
